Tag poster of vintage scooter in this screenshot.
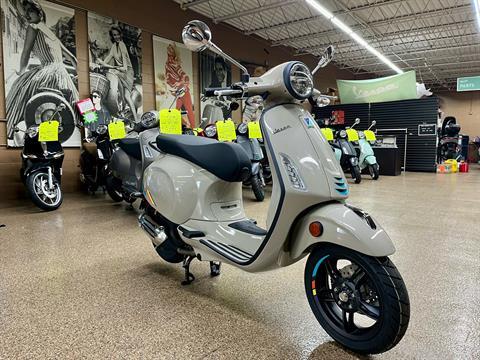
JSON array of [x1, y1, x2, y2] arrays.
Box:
[[87, 12, 143, 125], [153, 35, 195, 128], [1, 0, 80, 147]]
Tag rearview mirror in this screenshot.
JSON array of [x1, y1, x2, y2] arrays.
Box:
[[354, 118, 361, 126], [371, 120, 377, 126], [175, 87, 186, 98], [182, 20, 212, 53], [312, 45, 335, 75]]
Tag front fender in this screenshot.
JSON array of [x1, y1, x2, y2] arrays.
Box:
[[365, 155, 377, 165], [290, 202, 395, 260], [251, 162, 260, 176]]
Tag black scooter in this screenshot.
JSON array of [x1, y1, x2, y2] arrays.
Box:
[[16, 104, 65, 211], [79, 124, 123, 202], [333, 119, 362, 184]]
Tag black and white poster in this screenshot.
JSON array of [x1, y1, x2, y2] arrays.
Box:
[[88, 12, 142, 124], [2, 0, 80, 147], [200, 50, 232, 120]]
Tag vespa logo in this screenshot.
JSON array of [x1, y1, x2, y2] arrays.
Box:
[[273, 125, 292, 135], [352, 84, 399, 100]]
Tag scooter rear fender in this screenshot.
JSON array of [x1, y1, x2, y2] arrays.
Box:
[[290, 202, 395, 261]]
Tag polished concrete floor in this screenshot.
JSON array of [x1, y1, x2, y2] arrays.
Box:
[[1, 170, 479, 359]]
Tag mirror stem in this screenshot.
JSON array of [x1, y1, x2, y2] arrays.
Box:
[[209, 42, 250, 82]]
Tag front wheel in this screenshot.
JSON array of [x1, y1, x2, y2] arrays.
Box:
[[105, 175, 124, 202], [26, 170, 63, 211], [369, 163, 380, 180], [304, 244, 410, 354], [251, 173, 265, 201], [351, 165, 362, 184]]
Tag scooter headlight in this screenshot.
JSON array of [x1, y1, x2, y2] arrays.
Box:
[[284, 62, 313, 100], [27, 125, 39, 138], [204, 124, 217, 138], [358, 131, 365, 139], [339, 130, 347, 138], [141, 110, 159, 129], [97, 125, 108, 135], [237, 122, 248, 135]]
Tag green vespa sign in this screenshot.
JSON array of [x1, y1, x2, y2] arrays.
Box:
[[337, 71, 417, 104], [457, 76, 480, 92]]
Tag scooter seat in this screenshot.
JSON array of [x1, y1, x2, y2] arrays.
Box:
[[117, 138, 142, 161], [156, 134, 251, 182]]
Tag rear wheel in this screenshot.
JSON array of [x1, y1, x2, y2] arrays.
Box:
[[251, 173, 265, 201], [305, 244, 410, 354], [351, 165, 362, 184], [369, 164, 380, 180], [26, 170, 63, 211]]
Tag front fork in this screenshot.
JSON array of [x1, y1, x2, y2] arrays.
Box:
[[47, 166, 54, 190]]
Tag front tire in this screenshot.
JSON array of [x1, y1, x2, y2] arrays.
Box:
[[369, 164, 380, 180], [351, 165, 362, 184], [105, 175, 124, 202], [305, 244, 409, 354], [251, 173, 265, 201], [26, 170, 63, 211]]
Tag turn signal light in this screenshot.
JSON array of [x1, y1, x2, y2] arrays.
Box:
[[309, 221, 323, 237]]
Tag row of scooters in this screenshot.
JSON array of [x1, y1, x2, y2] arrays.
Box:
[[320, 118, 380, 184]]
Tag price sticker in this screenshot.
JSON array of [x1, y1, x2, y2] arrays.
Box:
[[83, 111, 98, 124], [38, 121, 59, 142], [346, 129, 359, 142], [159, 109, 182, 135], [108, 120, 126, 140], [321, 128, 334, 141], [364, 130, 376, 142], [248, 121, 262, 139], [216, 119, 237, 142]]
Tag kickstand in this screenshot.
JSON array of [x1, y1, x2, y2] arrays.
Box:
[[181, 256, 196, 285], [210, 261, 221, 277]]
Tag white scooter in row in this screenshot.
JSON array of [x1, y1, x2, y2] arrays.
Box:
[[139, 20, 409, 354]]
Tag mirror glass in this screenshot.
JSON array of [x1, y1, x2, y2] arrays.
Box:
[[182, 20, 212, 52], [176, 87, 186, 98]]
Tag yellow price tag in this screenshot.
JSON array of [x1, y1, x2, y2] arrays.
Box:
[[216, 120, 237, 142], [248, 121, 262, 139], [193, 128, 203, 136], [321, 128, 334, 141], [364, 130, 376, 142], [159, 109, 182, 135], [108, 120, 126, 140], [38, 121, 59, 142], [346, 129, 359, 142]]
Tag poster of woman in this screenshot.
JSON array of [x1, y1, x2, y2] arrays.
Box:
[[200, 51, 232, 120], [1, 0, 79, 147], [153, 36, 195, 128], [88, 12, 142, 124]]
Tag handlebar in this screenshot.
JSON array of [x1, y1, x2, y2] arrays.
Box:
[[204, 87, 232, 97]]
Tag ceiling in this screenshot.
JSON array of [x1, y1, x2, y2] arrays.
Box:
[[175, 0, 480, 91]]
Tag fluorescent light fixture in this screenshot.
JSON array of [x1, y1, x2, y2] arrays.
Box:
[[305, 0, 403, 74], [474, 0, 480, 30]]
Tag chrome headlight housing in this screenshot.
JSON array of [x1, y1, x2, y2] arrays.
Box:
[[237, 122, 248, 135], [339, 130, 347, 139], [27, 125, 39, 138], [358, 131, 365, 139], [284, 62, 313, 100], [97, 125, 108, 135], [204, 124, 217, 138], [141, 110, 159, 129]]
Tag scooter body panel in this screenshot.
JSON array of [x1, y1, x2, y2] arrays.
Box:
[[144, 156, 246, 224], [289, 202, 395, 261], [358, 138, 377, 169]]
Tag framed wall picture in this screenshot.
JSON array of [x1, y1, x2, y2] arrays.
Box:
[[153, 35, 195, 128], [1, 0, 80, 147], [88, 12, 143, 124]]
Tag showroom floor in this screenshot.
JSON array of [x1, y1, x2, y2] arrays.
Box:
[[1, 170, 479, 359]]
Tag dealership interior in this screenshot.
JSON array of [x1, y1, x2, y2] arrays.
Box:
[[0, 0, 479, 359]]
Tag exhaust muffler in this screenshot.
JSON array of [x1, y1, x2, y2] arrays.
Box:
[[138, 213, 167, 246]]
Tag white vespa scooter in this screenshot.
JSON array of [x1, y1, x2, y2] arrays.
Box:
[[140, 21, 409, 354]]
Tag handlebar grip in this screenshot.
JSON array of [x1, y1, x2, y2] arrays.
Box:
[[204, 87, 231, 97]]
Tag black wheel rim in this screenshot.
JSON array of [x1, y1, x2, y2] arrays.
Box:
[[310, 255, 383, 340]]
